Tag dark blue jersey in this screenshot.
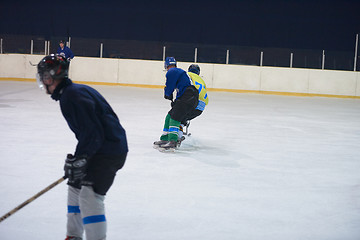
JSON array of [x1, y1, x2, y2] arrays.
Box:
[[57, 46, 74, 59], [164, 67, 193, 99], [51, 79, 128, 158]]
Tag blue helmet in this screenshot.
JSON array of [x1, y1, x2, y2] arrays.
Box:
[[188, 64, 200, 75], [164, 57, 177, 69]]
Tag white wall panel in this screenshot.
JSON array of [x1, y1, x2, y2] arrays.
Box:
[[0, 54, 26, 78], [70, 57, 118, 83], [260, 67, 309, 93], [117, 59, 164, 85], [25, 55, 44, 79], [212, 64, 261, 90], [308, 70, 357, 96], [1, 54, 359, 98]]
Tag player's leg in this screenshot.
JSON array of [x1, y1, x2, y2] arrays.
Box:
[[182, 109, 203, 124], [160, 114, 171, 141], [178, 123, 185, 139], [154, 114, 171, 147], [168, 88, 198, 146], [79, 186, 106, 240], [168, 117, 181, 142], [157, 117, 181, 149], [157, 86, 198, 150], [66, 186, 84, 239], [79, 154, 126, 240]]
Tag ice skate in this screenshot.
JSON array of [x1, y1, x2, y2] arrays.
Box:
[[158, 140, 178, 152], [65, 236, 82, 240], [153, 140, 168, 149]]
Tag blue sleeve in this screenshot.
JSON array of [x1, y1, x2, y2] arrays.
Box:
[[164, 69, 178, 97], [66, 47, 74, 59]]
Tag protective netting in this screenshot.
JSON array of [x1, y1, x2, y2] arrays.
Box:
[[0, 34, 357, 71]]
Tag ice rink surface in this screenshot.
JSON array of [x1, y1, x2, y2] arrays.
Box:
[[0, 80, 360, 239]]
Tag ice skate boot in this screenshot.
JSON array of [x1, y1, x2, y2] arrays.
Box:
[[65, 236, 82, 240], [153, 140, 168, 149], [158, 140, 177, 152]]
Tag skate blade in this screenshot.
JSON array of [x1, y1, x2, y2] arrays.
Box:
[[158, 147, 176, 153]]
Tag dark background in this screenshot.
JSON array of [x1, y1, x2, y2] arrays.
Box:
[[1, 0, 359, 69]]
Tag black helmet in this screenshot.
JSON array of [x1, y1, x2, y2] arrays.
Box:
[[36, 54, 69, 93], [188, 64, 200, 75], [37, 54, 69, 81]]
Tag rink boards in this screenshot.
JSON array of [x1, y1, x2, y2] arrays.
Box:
[[0, 53, 359, 98]]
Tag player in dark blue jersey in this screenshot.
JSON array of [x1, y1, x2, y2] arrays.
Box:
[[57, 40, 74, 61], [154, 57, 199, 150], [37, 54, 128, 240]]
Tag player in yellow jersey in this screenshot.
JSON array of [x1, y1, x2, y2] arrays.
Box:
[[177, 64, 209, 142], [185, 64, 208, 121]]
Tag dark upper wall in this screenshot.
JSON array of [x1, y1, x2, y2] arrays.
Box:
[[1, 0, 359, 51]]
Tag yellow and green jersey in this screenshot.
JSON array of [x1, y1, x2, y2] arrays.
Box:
[[188, 72, 208, 111]]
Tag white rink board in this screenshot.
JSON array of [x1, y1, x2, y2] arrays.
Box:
[[260, 67, 309, 93], [117, 59, 164, 85], [308, 69, 358, 96], [70, 57, 119, 83], [0, 54, 359, 96], [212, 64, 261, 90]]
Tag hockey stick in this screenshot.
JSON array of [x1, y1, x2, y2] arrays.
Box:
[[184, 120, 191, 136], [29, 61, 37, 66], [0, 176, 66, 223]]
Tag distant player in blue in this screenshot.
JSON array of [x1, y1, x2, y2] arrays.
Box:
[[57, 40, 74, 61], [153, 57, 199, 150]]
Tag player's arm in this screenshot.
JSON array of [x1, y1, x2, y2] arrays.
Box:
[[164, 70, 177, 100], [67, 47, 74, 59]]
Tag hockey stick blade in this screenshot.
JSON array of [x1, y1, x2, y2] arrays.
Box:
[[29, 61, 37, 66]]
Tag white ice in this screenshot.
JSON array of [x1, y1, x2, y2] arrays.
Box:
[[0, 81, 360, 240]]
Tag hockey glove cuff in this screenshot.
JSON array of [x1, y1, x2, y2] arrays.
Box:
[[164, 93, 173, 101]]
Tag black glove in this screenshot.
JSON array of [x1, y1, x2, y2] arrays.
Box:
[[164, 93, 173, 101], [64, 154, 87, 185]]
